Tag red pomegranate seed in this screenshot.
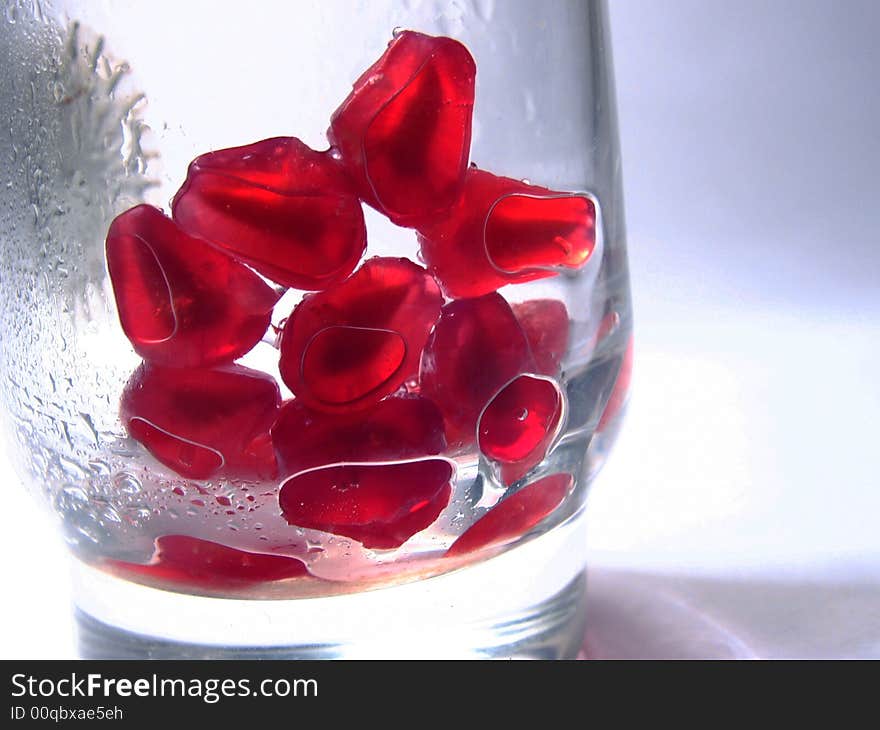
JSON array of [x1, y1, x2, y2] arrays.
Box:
[[172, 137, 366, 290], [272, 395, 446, 478], [106, 535, 309, 589], [301, 326, 407, 406], [120, 363, 281, 480], [478, 375, 563, 485], [419, 293, 534, 448], [328, 31, 476, 227], [597, 335, 634, 431], [279, 257, 442, 413], [106, 205, 279, 368], [279, 459, 454, 550], [418, 169, 596, 298], [445, 473, 572, 557], [512, 299, 570, 375]]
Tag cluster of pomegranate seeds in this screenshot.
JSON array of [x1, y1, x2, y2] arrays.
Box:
[[107, 535, 310, 590], [120, 363, 280, 480], [172, 137, 366, 290], [105, 30, 602, 564]]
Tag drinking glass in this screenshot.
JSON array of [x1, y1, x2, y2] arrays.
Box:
[[0, 0, 631, 658]]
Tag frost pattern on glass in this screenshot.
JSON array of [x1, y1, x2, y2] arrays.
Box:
[[0, 5, 157, 555]]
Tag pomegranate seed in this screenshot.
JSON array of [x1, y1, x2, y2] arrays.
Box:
[[279, 459, 453, 550], [279, 257, 442, 413], [106, 205, 279, 368], [512, 299, 570, 375], [107, 535, 309, 589], [446, 473, 572, 557], [419, 293, 533, 448], [172, 137, 366, 290], [120, 363, 281, 480], [478, 375, 564, 485], [272, 395, 446, 478], [329, 31, 476, 227], [418, 169, 596, 298]]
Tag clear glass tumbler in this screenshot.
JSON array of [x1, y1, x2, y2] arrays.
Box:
[[0, 0, 632, 658]]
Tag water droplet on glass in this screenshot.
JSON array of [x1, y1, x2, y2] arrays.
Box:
[[112, 472, 142, 496], [100, 505, 122, 524]]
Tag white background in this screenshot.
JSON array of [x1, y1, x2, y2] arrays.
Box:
[[587, 0, 880, 578], [2, 0, 879, 658]]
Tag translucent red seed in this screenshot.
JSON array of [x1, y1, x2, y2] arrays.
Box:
[[172, 137, 366, 290], [279, 459, 454, 550], [120, 363, 281, 480], [106, 535, 310, 590], [512, 299, 570, 375], [418, 169, 597, 298], [445, 473, 572, 557], [301, 326, 406, 406], [272, 395, 446, 479], [279, 257, 442, 413], [106, 205, 279, 368], [478, 375, 564, 485], [329, 31, 476, 227], [419, 293, 534, 448]]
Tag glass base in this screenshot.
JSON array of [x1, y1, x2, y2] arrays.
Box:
[[73, 510, 588, 659]]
